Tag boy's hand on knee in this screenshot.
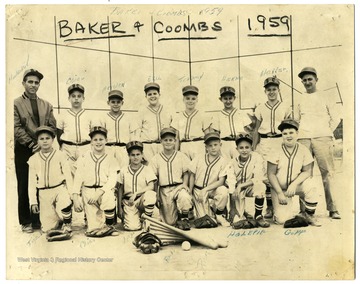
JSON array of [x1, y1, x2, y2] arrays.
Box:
[[128, 194, 136, 206], [278, 192, 288, 205], [72, 194, 83, 212], [31, 204, 39, 214], [88, 189, 104, 205], [285, 184, 296, 198]]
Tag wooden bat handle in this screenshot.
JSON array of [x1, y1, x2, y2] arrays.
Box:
[[142, 214, 219, 250]]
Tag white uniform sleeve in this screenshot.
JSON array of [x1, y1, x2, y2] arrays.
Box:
[[72, 156, 85, 195], [302, 145, 314, 167], [61, 152, 74, 192], [145, 166, 157, 184], [102, 157, 120, 192], [226, 161, 236, 194], [149, 156, 159, 176], [181, 153, 191, 173], [27, 157, 38, 206], [118, 167, 126, 184], [188, 157, 198, 174]]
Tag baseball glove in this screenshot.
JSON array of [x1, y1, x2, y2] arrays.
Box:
[[194, 215, 218, 229], [133, 232, 162, 254], [85, 225, 118, 238], [46, 229, 72, 242], [231, 219, 258, 230], [284, 215, 309, 228]]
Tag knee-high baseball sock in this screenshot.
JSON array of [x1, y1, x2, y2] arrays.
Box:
[[255, 197, 265, 218]]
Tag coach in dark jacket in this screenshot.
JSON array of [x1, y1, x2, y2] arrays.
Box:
[[14, 69, 57, 233]]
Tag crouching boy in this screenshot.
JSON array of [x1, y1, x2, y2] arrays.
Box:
[[28, 126, 73, 240], [72, 126, 120, 237], [117, 141, 157, 231], [267, 119, 321, 226]]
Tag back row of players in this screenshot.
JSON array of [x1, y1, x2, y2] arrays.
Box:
[[15, 67, 342, 237]]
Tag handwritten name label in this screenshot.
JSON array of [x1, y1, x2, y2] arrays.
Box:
[[8, 54, 29, 84], [66, 74, 85, 85], [284, 229, 306, 236], [102, 82, 126, 93], [221, 75, 243, 82], [227, 229, 266, 237], [260, 67, 288, 77], [178, 72, 204, 83]]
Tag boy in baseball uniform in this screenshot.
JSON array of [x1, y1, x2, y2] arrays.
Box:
[[189, 131, 230, 227], [172, 85, 211, 160], [267, 119, 321, 226], [117, 141, 157, 231], [137, 83, 173, 163], [28, 126, 73, 235], [72, 126, 120, 237], [56, 84, 93, 175], [211, 86, 254, 161], [98, 89, 138, 169], [228, 132, 270, 228], [150, 127, 193, 230], [253, 77, 292, 219]]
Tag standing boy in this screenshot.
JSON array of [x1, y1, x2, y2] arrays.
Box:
[[173, 85, 210, 160], [228, 133, 270, 228], [295, 67, 341, 219], [137, 83, 172, 162], [267, 119, 321, 226], [253, 76, 292, 219], [150, 127, 193, 230], [28, 126, 73, 238], [56, 84, 93, 175], [212, 86, 254, 161], [98, 89, 138, 169], [14, 69, 56, 233], [117, 141, 157, 231], [72, 126, 120, 237], [188, 131, 230, 227]]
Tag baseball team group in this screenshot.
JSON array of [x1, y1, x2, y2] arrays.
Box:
[[13, 66, 342, 244]]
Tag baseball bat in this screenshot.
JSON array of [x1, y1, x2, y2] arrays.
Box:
[[142, 214, 219, 250]]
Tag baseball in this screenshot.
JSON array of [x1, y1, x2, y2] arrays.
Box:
[[181, 241, 191, 251]]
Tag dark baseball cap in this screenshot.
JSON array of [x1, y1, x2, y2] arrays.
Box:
[[23, 69, 43, 81], [126, 141, 144, 153], [220, 86, 236, 96], [298, 67, 317, 79], [89, 126, 108, 138], [235, 132, 253, 146], [68, 83, 85, 94], [182, 85, 199, 96], [264, 77, 280, 88], [35, 126, 56, 138], [278, 119, 299, 132], [108, 90, 124, 100], [144, 82, 160, 93], [160, 127, 177, 139], [204, 131, 221, 144]]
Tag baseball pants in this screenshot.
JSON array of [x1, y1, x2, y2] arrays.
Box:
[[234, 181, 266, 220], [38, 185, 72, 232], [271, 178, 318, 224], [193, 186, 228, 218], [122, 191, 157, 231], [82, 187, 116, 232], [61, 144, 91, 175], [159, 185, 193, 226], [106, 145, 129, 169], [220, 140, 238, 162]]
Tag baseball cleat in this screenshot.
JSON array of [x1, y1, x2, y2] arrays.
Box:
[[329, 211, 341, 219], [255, 215, 270, 228]]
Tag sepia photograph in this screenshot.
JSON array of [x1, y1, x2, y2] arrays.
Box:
[[5, 2, 355, 281]]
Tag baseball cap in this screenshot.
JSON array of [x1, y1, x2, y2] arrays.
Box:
[[278, 119, 299, 132], [235, 132, 253, 146], [35, 126, 56, 138], [89, 126, 108, 138], [204, 131, 221, 144], [144, 82, 160, 93], [182, 85, 199, 96], [264, 77, 280, 88], [220, 86, 236, 96], [23, 69, 44, 81], [108, 89, 124, 100], [68, 83, 85, 94], [298, 67, 317, 79], [160, 127, 177, 139], [126, 141, 144, 153]]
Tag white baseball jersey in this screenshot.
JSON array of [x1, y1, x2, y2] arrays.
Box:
[[98, 112, 138, 144], [172, 110, 210, 141], [72, 151, 120, 195], [229, 151, 266, 193], [28, 149, 73, 205], [295, 91, 341, 139], [267, 142, 314, 189], [56, 109, 93, 143], [189, 154, 228, 188], [150, 151, 190, 186], [138, 105, 172, 142], [118, 164, 157, 196], [211, 108, 253, 137], [255, 101, 292, 135]]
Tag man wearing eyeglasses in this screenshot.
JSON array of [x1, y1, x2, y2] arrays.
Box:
[[14, 69, 57, 233]]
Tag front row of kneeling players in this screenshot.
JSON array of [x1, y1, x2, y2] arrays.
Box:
[[28, 117, 320, 241]]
